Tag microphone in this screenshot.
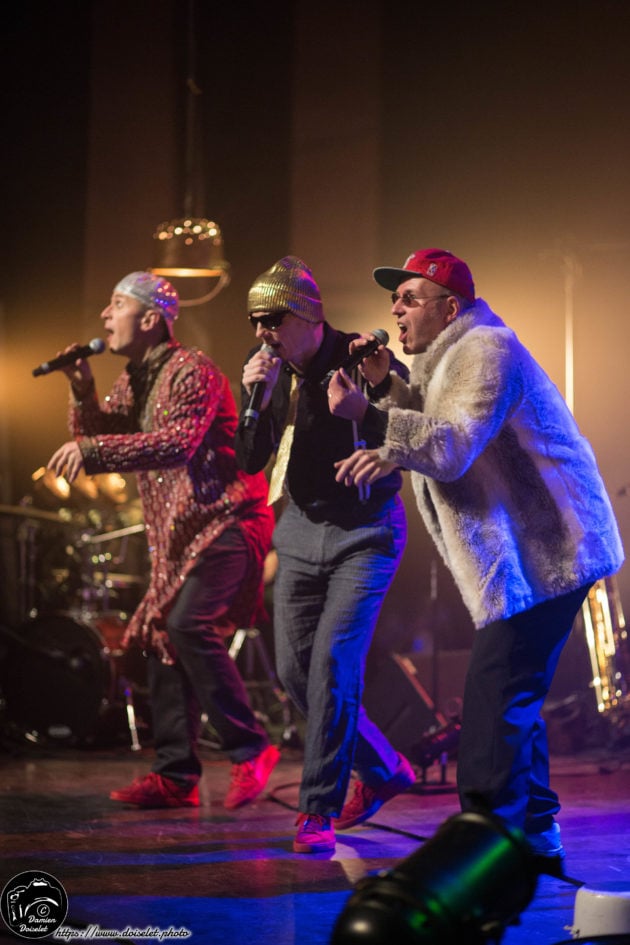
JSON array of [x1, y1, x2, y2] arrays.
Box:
[[320, 328, 389, 387], [241, 344, 276, 430], [32, 339, 106, 377]]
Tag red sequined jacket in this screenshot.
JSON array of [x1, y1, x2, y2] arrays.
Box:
[[70, 341, 274, 663]]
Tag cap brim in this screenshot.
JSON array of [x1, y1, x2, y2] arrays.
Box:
[[373, 266, 415, 291]]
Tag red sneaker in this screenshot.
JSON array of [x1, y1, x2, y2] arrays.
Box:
[[293, 813, 336, 853], [223, 744, 281, 810], [336, 753, 416, 829], [110, 772, 199, 809]]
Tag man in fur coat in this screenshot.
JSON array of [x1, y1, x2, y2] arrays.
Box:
[[330, 247, 624, 865]]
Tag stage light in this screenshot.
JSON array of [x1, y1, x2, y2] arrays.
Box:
[[330, 809, 538, 945]]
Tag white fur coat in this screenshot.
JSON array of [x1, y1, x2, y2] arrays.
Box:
[[377, 299, 624, 627]]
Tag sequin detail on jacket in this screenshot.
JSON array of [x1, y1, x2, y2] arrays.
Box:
[[70, 341, 274, 663]]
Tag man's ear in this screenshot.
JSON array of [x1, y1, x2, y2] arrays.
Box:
[[141, 308, 162, 332], [444, 296, 462, 326]]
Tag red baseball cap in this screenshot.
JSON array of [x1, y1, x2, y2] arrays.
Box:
[[374, 248, 475, 304]]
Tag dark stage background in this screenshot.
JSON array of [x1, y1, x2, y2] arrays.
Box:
[[2, 0, 630, 681]]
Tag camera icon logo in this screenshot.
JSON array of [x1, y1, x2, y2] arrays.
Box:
[[1, 870, 68, 939]]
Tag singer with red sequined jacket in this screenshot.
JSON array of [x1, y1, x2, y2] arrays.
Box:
[[71, 341, 273, 663], [48, 270, 280, 812]]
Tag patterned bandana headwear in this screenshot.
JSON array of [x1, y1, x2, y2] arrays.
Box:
[[114, 271, 179, 333], [247, 256, 323, 323]]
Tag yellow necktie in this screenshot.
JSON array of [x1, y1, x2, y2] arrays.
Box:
[[267, 373, 301, 506]]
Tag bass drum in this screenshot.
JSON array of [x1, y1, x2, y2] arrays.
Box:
[[5, 611, 147, 744]]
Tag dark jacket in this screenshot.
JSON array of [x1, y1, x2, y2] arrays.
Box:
[[234, 323, 409, 523]]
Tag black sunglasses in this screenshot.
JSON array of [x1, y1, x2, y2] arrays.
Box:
[[248, 310, 291, 331]]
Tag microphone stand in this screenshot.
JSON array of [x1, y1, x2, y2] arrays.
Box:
[[351, 367, 370, 504]]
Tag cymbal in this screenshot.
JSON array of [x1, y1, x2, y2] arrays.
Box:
[[31, 466, 72, 502], [96, 472, 129, 505], [70, 469, 100, 501], [0, 503, 71, 524]]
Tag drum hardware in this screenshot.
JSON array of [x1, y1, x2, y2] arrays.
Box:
[[75, 523, 147, 612], [200, 622, 299, 750], [2, 611, 147, 750], [0, 507, 144, 752], [217, 549, 299, 747], [123, 680, 142, 751], [16, 518, 39, 624], [92, 572, 145, 586], [0, 503, 84, 624], [0, 502, 73, 524], [78, 522, 146, 544], [228, 627, 298, 747]]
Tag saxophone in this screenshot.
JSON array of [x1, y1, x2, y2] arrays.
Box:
[[580, 576, 630, 718]]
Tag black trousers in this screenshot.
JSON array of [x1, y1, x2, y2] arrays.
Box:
[[147, 525, 269, 784], [457, 584, 590, 832]]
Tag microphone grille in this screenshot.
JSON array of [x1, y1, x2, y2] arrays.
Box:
[[89, 338, 106, 354], [372, 328, 389, 346]]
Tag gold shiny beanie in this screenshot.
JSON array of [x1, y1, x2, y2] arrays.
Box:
[[247, 256, 323, 323]]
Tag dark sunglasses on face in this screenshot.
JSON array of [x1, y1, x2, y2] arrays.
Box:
[[248, 310, 291, 331]]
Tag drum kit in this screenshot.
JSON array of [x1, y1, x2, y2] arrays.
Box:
[[0, 468, 150, 748]]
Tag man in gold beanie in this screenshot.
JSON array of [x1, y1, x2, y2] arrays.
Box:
[[234, 256, 416, 853]]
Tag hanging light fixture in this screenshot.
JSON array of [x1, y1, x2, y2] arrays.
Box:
[[150, 0, 230, 306]]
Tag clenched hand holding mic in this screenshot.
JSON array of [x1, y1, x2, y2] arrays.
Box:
[[327, 330, 399, 489], [32, 338, 105, 377], [241, 329, 391, 430], [320, 328, 389, 388], [41, 340, 107, 483], [325, 330, 391, 422], [240, 344, 281, 430]]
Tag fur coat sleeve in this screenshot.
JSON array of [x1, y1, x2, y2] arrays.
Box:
[[377, 299, 624, 627]]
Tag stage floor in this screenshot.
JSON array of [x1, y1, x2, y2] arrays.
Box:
[[2, 729, 630, 945]]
